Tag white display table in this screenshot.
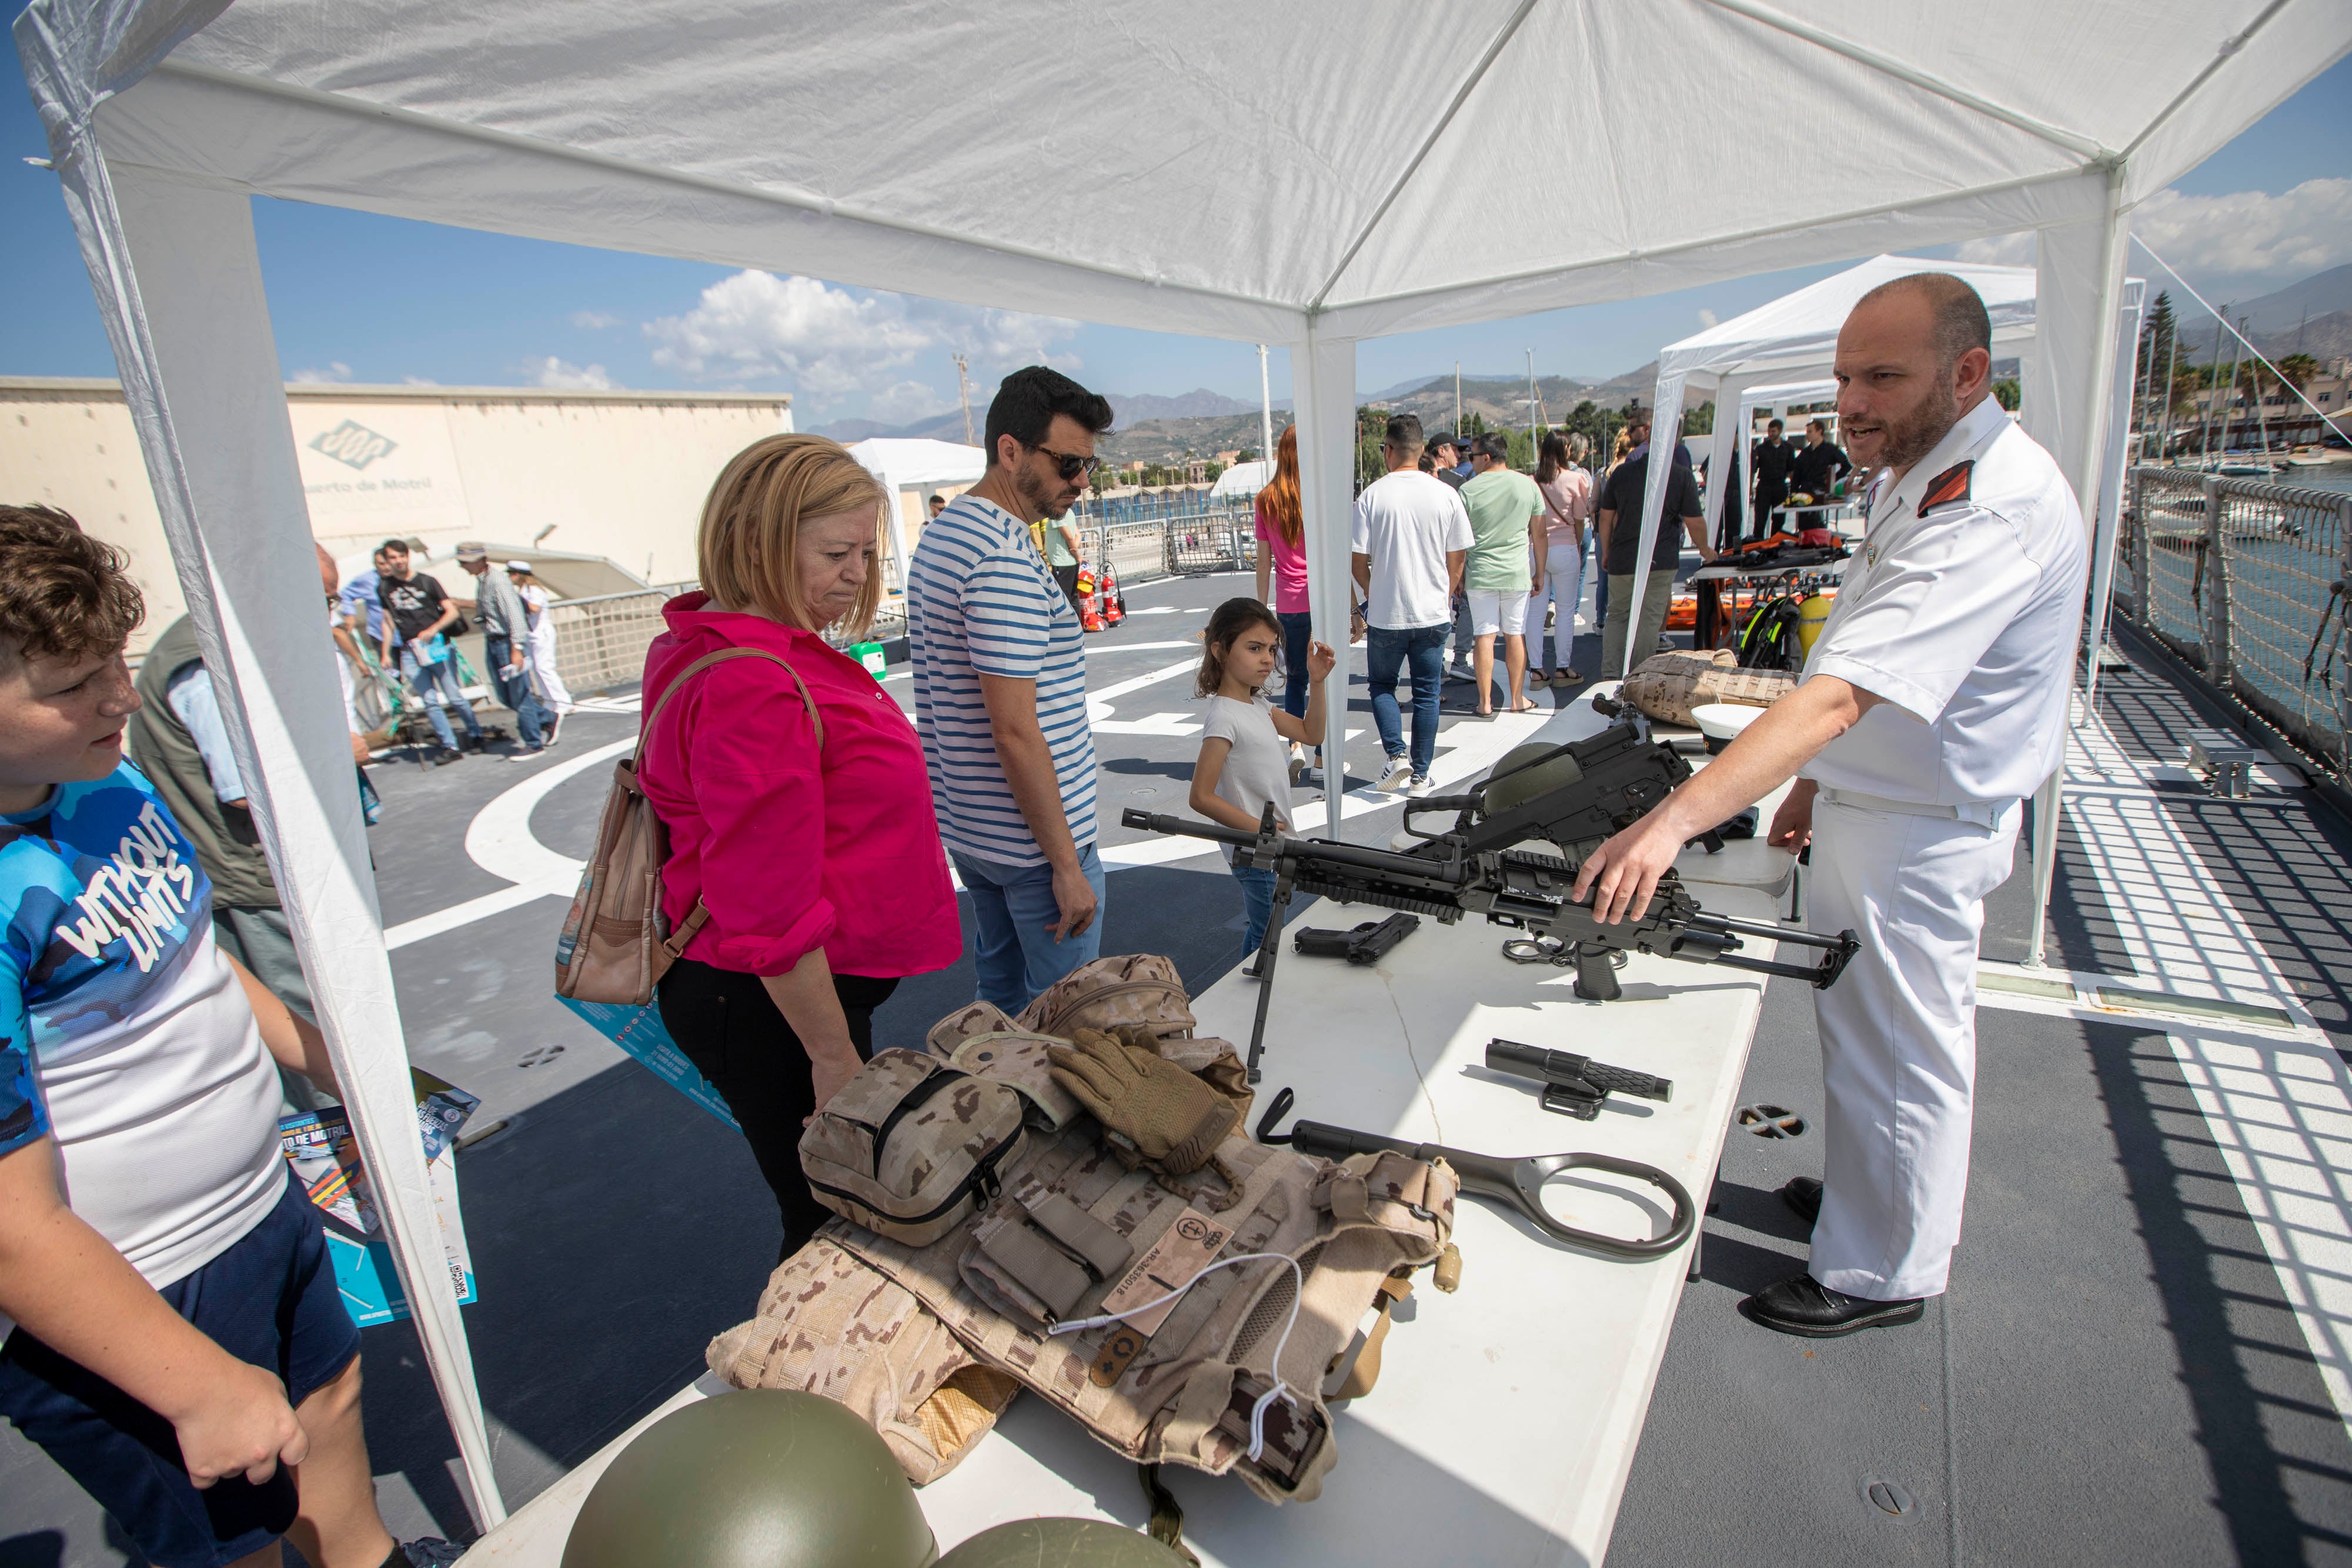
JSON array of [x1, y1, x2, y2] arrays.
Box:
[[461, 705, 1798, 1567]]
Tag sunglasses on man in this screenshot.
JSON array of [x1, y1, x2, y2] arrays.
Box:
[[1030, 443, 1102, 482]]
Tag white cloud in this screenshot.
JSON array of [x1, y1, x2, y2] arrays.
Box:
[[643, 269, 1080, 416], [1697, 308, 1718, 329], [1953, 231, 2035, 267], [290, 360, 353, 384], [530, 356, 616, 390], [868, 380, 950, 425], [1957, 179, 2352, 291], [570, 310, 622, 330], [2130, 178, 2352, 288], [402, 375, 440, 387]]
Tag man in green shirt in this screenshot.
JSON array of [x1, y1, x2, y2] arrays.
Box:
[[1459, 433, 1547, 715]]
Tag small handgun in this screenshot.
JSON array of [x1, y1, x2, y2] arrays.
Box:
[[1293, 912, 1421, 966], [1485, 1038, 1672, 1121]]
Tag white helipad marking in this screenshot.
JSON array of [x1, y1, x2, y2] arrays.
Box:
[[383, 738, 631, 950]]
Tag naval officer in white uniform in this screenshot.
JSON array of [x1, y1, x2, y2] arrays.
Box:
[[1572, 272, 2087, 1336]]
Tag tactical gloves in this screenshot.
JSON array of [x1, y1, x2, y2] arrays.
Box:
[[1047, 1025, 1238, 1176]]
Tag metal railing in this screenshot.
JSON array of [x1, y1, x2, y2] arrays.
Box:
[[544, 580, 906, 695], [1077, 500, 1261, 584], [540, 503, 1262, 695], [2117, 467, 2351, 783]]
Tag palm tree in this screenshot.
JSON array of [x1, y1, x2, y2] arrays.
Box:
[[2277, 353, 2320, 392]]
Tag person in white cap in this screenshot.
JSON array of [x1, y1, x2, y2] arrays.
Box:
[[508, 561, 572, 736], [1570, 272, 2087, 1338]]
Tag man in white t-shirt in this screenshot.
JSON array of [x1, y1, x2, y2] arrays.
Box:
[[1571, 274, 2087, 1339], [1351, 414, 1472, 794]]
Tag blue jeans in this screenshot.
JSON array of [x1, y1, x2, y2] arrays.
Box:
[[1232, 860, 1278, 962], [1365, 623, 1446, 777], [951, 842, 1108, 1014], [1276, 610, 1312, 720], [400, 644, 480, 751], [485, 632, 549, 748]]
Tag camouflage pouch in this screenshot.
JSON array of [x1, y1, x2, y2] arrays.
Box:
[[1017, 954, 1197, 1041], [947, 1032, 1085, 1130], [706, 1235, 1020, 1486], [927, 999, 1021, 1056], [799, 1048, 1026, 1246]]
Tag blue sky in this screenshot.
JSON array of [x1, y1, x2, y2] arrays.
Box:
[[4, 52, 2346, 426]]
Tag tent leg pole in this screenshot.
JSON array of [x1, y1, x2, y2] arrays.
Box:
[[76, 151, 508, 1529], [1294, 329, 1358, 838]]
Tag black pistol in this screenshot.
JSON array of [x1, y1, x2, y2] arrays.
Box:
[[1486, 1038, 1672, 1121], [1294, 912, 1421, 965]]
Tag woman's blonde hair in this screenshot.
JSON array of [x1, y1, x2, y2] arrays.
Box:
[[697, 434, 889, 636]]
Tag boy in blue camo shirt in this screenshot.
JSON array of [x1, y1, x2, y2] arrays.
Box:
[[0, 506, 455, 1568]]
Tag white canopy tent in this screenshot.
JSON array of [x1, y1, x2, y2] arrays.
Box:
[[1210, 459, 1275, 501], [847, 435, 986, 593], [15, 0, 2344, 1529]]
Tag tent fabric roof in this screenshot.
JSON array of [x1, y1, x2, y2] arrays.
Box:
[[846, 437, 986, 487], [25, 1, 2347, 346], [1660, 255, 2041, 387], [1211, 459, 1275, 499]]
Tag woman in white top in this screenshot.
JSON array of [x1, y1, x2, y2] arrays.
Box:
[[509, 563, 575, 723], [1188, 597, 1335, 968], [1531, 432, 1592, 688]]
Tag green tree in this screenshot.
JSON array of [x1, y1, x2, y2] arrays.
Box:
[[1992, 378, 2021, 412], [2277, 353, 2320, 391], [1682, 400, 1715, 437]]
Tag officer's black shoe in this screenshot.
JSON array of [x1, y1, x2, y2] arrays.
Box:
[[1780, 1175, 1822, 1226], [1739, 1272, 1925, 1338], [429, 747, 465, 767], [459, 731, 485, 753]]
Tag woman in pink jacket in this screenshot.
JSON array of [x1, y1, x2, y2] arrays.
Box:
[[642, 435, 960, 1256]]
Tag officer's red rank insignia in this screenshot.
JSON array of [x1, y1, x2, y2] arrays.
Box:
[[1916, 461, 1974, 516]]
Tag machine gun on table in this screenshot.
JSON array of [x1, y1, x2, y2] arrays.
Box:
[[1121, 715, 1856, 1081]]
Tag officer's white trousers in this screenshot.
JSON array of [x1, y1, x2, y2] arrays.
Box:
[[1806, 795, 2019, 1300]]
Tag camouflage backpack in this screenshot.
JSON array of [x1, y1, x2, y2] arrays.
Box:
[[1620, 647, 1799, 727]]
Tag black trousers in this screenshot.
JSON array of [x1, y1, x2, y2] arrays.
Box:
[[657, 958, 898, 1256], [1054, 563, 1083, 609]]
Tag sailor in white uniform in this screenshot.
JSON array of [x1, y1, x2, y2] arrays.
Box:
[[1572, 272, 2087, 1336]]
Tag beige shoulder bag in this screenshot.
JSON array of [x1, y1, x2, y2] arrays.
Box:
[[553, 647, 823, 1006]]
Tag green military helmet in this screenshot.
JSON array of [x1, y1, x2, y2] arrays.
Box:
[[562, 1390, 936, 1568], [936, 1518, 1190, 1567]]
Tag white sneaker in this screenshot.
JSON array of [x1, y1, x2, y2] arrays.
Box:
[[1287, 745, 1307, 785], [1406, 773, 1435, 795], [1377, 757, 1413, 793]]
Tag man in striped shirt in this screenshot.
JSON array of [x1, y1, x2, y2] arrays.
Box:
[[908, 367, 1115, 1012]]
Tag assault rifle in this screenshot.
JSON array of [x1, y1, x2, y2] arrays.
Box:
[[1121, 716, 1856, 1081]]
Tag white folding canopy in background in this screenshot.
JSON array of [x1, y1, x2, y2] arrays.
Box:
[[846, 435, 986, 593], [16, 0, 2347, 1527]]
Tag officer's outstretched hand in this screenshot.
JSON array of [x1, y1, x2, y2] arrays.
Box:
[[1571, 810, 1686, 925]]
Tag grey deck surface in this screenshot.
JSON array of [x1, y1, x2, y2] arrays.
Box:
[[7, 581, 2350, 1566]]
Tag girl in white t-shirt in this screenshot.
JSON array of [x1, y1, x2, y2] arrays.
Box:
[[1189, 597, 1336, 969]]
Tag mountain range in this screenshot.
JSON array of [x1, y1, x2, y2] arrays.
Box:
[[813, 264, 2352, 459], [2169, 262, 2352, 364]]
